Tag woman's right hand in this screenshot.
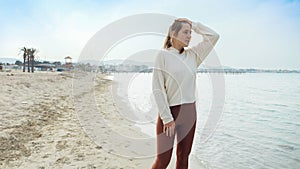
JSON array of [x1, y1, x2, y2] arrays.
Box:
[[163, 121, 176, 137]]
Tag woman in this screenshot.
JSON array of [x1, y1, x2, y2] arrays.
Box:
[[151, 18, 219, 169]]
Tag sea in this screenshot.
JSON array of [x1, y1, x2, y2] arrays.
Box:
[[110, 72, 300, 169]]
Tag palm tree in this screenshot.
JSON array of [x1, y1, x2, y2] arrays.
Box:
[[20, 47, 27, 72], [27, 49, 30, 72], [19, 47, 38, 73], [29, 48, 37, 73]]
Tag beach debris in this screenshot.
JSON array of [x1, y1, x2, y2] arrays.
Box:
[[44, 94, 50, 97], [6, 73, 14, 76]]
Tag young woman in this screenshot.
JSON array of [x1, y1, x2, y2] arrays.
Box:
[[151, 18, 219, 169]]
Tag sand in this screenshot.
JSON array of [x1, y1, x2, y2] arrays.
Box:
[[0, 70, 206, 169]]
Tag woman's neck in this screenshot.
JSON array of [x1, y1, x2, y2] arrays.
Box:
[[172, 44, 184, 54], [172, 43, 183, 52]]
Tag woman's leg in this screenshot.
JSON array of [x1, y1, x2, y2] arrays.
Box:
[[175, 102, 197, 169], [151, 116, 175, 169]]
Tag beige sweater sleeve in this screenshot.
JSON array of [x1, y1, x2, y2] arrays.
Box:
[[152, 52, 174, 125], [189, 22, 220, 67]]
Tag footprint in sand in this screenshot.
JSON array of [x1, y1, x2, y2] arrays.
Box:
[[55, 140, 68, 151], [55, 156, 71, 164]]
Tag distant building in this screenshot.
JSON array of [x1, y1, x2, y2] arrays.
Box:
[[64, 56, 72, 70], [35, 63, 56, 71]]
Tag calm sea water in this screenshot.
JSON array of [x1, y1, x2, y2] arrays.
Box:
[[112, 73, 300, 169]]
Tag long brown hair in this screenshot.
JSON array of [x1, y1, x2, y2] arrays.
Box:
[[163, 20, 191, 53]]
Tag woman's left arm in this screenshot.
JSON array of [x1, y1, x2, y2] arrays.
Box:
[[189, 21, 220, 67]]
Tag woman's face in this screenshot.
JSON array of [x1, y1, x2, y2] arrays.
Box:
[[173, 23, 192, 48]]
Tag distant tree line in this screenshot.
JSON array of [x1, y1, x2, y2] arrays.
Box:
[[14, 60, 62, 66]]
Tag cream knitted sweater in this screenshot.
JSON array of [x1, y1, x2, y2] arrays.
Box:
[[152, 21, 219, 124]]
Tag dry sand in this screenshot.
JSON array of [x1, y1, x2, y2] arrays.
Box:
[[0, 70, 206, 169]]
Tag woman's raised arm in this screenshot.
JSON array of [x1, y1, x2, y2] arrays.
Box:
[[188, 21, 220, 67]]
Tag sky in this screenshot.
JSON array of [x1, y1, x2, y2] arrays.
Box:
[[0, 0, 299, 69]]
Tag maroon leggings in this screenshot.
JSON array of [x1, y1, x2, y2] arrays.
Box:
[[151, 102, 197, 169]]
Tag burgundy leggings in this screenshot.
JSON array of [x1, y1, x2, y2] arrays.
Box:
[[151, 102, 197, 169]]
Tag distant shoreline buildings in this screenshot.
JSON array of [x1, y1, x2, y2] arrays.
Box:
[[97, 64, 300, 74], [0, 58, 299, 73]]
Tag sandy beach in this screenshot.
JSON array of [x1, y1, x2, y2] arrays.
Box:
[[0, 70, 206, 169]]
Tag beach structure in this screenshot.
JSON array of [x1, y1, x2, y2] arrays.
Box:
[[64, 56, 72, 70]]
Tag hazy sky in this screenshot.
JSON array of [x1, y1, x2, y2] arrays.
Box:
[[0, 0, 299, 69]]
